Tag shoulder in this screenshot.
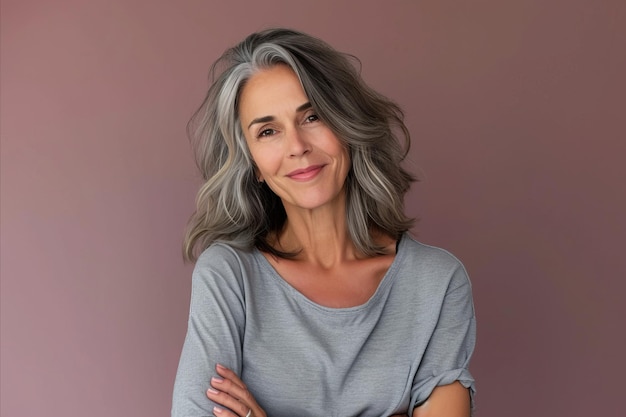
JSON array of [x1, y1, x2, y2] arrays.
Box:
[[395, 234, 472, 294], [399, 234, 467, 275], [393, 235, 476, 332], [196, 242, 253, 268], [192, 243, 258, 289]]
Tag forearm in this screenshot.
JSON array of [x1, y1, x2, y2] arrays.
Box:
[[412, 382, 471, 417]]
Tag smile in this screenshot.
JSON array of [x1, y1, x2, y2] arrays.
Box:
[[286, 165, 325, 181]]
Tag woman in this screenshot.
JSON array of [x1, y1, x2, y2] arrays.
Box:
[[172, 28, 476, 417]]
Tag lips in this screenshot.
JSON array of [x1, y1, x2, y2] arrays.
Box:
[[286, 165, 325, 180]]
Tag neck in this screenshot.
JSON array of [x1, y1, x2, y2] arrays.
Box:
[[275, 194, 359, 268]]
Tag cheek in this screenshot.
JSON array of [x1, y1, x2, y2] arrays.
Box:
[[338, 145, 351, 169], [324, 132, 349, 163], [250, 147, 281, 175]]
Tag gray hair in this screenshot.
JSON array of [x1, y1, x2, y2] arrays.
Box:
[[183, 28, 415, 261]]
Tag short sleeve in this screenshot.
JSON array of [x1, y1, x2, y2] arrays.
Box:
[[171, 245, 247, 417], [409, 263, 477, 412]]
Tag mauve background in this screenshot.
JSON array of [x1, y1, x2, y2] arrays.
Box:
[[2, 0, 625, 416]]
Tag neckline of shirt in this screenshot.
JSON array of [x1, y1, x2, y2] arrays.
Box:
[[252, 233, 409, 314]]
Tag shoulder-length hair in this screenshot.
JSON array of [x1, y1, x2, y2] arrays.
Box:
[[183, 28, 415, 262]]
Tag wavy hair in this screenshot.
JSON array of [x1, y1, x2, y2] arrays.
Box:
[[183, 28, 415, 261]]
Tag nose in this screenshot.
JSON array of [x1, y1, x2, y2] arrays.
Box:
[[286, 128, 311, 157]]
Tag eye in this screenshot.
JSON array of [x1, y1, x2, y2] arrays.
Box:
[[304, 114, 320, 124], [258, 128, 276, 138]]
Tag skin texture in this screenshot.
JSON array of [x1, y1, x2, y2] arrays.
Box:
[[206, 65, 471, 416], [240, 64, 351, 216], [412, 382, 471, 417]]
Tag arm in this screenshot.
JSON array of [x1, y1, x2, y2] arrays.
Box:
[[172, 246, 247, 417], [410, 262, 476, 414], [412, 381, 471, 417]]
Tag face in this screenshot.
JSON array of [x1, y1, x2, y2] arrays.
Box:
[[238, 65, 350, 213]]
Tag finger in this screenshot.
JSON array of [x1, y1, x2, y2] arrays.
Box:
[[211, 404, 253, 417], [210, 365, 265, 417], [210, 405, 238, 417], [207, 388, 251, 417], [210, 376, 253, 403], [215, 364, 246, 390], [209, 377, 257, 414]]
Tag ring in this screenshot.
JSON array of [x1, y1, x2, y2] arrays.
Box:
[[245, 410, 252, 417]]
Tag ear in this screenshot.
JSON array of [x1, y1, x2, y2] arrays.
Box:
[[251, 163, 263, 183], [254, 169, 264, 183]]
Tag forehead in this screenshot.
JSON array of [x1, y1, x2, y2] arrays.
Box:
[[238, 65, 307, 119]]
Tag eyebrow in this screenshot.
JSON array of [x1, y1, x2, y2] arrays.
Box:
[[247, 102, 312, 129]]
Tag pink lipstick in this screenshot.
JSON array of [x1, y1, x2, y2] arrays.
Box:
[[286, 165, 324, 181]]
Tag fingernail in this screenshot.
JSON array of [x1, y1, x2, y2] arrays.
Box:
[[213, 406, 224, 414], [216, 363, 225, 370], [207, 388, 219, 395], [211, 377, 223, 384]]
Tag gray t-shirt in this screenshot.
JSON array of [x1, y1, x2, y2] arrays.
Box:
[[172, 233, 476, 417]]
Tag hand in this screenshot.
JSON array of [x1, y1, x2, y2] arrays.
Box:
[[207, 364, 267, 417]]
